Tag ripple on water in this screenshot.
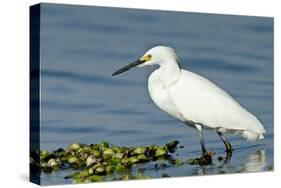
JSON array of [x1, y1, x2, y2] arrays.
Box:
[[39, 4, 273, 185]]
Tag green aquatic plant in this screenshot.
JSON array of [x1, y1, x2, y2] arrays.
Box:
[[30, 140, 215, 183]]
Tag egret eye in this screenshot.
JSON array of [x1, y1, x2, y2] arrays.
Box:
[[141, 54, 152, 62]]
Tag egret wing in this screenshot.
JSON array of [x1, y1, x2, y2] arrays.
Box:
[[168, 70, 265, 134]]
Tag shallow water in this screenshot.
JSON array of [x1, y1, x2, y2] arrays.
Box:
[[38, 3, 273, 185]]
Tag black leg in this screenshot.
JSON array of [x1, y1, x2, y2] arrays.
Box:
[[195, 124, 208, 155], [217, 131, 233, 153], [199, 130, 208, 155]]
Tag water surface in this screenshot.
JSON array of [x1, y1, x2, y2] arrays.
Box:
[[38, 3, 273, 185]]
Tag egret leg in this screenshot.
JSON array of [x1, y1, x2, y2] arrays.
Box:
[[195, 124, 208, 155], [217, 131, 233, 152]]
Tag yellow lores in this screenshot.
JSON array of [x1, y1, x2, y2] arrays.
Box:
[[141, 54, 152, 62]]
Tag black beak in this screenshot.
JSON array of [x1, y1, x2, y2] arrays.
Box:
[[112, 60, 144, 76]]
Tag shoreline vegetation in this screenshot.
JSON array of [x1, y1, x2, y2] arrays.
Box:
[[30, 140, 219, 183]]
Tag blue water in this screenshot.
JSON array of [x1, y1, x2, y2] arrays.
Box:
[[38, 3, 273, 185]]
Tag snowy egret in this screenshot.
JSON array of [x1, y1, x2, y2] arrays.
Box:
[[112, 46, 265, 158]]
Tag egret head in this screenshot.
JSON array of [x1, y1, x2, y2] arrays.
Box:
[[112, 46, 179, 76]]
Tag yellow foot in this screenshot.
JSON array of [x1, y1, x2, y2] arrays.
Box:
[[187, 152, 215, 166]]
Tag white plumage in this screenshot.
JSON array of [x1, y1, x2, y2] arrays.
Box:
[[113, 46, 265, 155], [150, 68, 265, 141]]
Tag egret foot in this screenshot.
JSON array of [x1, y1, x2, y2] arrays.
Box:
[[217, 151, 232, 164], [187, 152, 214, 166], [199, 151, 214, 165]]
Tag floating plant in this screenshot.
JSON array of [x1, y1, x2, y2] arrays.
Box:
[[30, 140, 217, 183]]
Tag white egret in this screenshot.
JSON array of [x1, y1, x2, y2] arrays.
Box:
[[112, 46, 265, 158]]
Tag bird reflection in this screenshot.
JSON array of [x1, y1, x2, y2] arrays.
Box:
[[241, 150, 267, 172], [192, 150, 267, 175]]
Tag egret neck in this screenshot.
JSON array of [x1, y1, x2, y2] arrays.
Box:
[[155, 58, 181, 87], [148, 57, 183, 122]]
